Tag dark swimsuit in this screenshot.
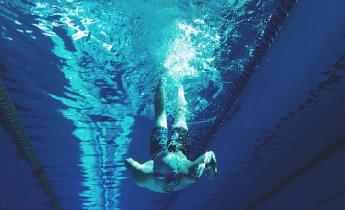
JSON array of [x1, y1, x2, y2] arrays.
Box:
[[150, 126, 189, 159], [150, 126, 189, 191]]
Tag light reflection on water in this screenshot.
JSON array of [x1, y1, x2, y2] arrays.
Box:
[[0, 0, 277, 209]]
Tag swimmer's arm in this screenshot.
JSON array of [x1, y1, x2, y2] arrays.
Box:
[[125, 158, 167, 192], [125, 158, 154, 183], [188, 151, 217, 179]]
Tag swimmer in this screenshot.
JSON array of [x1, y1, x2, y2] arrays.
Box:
[[125, 77, 217, 193]]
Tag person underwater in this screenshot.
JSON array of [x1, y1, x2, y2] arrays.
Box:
[[125, 77, 217, 193]]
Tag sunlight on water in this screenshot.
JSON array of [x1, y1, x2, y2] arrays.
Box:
[[46, 31, 134, 209], [0, 0, 277, 209], [164, 22, 199, 80], [163, 20, 221, 84]]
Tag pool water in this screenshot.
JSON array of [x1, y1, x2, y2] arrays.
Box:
[[0, 0, 298, 209]]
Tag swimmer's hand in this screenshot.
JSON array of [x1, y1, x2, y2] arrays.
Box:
[[207, 151, 217, 179], [192, 151, 217, 179]]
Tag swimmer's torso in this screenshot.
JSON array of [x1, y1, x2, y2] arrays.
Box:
[[134, 151, 197, 193]]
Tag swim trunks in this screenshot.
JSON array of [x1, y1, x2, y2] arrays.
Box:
[[150, 126, 189, 159]]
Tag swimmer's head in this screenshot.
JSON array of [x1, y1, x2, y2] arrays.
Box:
[[153, 163, 180, 182], [154, 170, 180, 182], [154, 170, 181, 193], [153, 152, 182, 185]]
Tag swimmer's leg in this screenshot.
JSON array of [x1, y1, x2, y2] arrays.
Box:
[[173, 85, 188, 130], [154, 78, 167, 128], [168, 85, 189, 155]]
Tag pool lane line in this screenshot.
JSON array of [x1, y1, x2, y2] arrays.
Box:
[[161, 0, 298, 209], [0, 66, 62, 210], [192, 0, 298, 157]]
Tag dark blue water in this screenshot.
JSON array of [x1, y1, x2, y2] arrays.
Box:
[[1, 0, 345, 210]]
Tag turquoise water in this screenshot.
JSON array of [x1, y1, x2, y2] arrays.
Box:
[[0, 0, 278, 209]]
